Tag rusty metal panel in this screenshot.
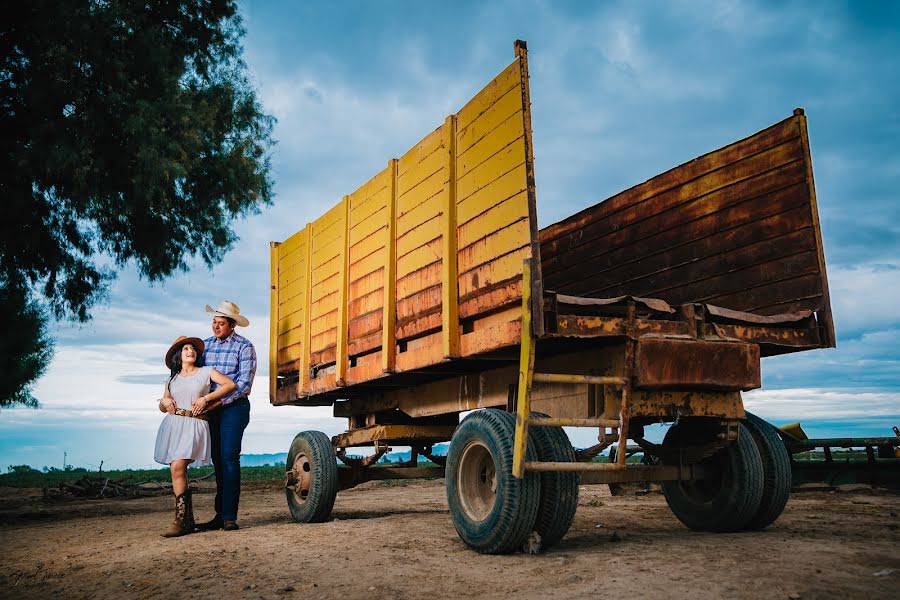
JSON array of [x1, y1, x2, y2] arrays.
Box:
[[634, 338, 760, 391], [539, 111, 834, 349]]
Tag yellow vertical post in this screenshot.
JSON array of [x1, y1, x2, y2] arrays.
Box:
[[269, 241, 280, 404], [336, 196, 351, 384], [382, 159, 398, 373], [512, 258, 535, 479], [299, 224, 313, 395], [441, 114, 460, 358]]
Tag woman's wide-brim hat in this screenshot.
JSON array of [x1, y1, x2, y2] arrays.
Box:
[[205, 300, 250, 327], [165, 336, 205, 368]]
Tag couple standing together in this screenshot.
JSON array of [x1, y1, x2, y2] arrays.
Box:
[[153, 300, 257, 537]]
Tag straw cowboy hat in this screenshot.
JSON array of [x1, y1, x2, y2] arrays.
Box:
[[165, 336, 205, 368], [205, 300, 250, 327]]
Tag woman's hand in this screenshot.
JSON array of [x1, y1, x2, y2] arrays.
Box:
[[192, 395, 208, 415], [160, 397, 176, 415]]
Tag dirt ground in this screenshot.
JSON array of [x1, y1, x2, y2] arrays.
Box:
[[0, 480, 898, 600]]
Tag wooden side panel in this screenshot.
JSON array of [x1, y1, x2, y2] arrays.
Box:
[[539, 111, 834, 348], [308, 200, 348, 364], [275, 228, 309, 375], [347, 167, 392, 358]]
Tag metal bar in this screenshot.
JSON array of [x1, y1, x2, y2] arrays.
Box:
[[441, 115, 460, 358], [299, 223, 314, 394], [531, 417, 620, 428], [616, 384, 630, 468], [524, 461, 626, 472], [787, 437, 900, 449], [532, 373, 627, 386], [512, 258, 535, 479], [580, 464, 709, 484], [269, 241, 280, 403], [382, 158, 398, 373], [360, 466, 445, 480], [335, 196, 351, 384]]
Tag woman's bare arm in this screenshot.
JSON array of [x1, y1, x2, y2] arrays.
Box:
[[192, 369, 236, 414]]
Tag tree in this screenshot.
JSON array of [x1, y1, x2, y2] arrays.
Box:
[[1, 0, 274, 407]]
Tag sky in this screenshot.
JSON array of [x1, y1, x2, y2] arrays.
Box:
[[2, 0, 899, 469]]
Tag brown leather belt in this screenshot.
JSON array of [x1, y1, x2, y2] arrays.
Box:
[[174, 408, 209, 421]]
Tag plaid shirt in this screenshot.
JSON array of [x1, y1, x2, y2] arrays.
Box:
[[203, 332, 257, 405]]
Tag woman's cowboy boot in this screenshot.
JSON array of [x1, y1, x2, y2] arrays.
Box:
[[183, 489, 196, 532], [161, 492, 193, 538]]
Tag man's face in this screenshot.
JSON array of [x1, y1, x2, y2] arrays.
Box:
[[212, 316, 235, 340]]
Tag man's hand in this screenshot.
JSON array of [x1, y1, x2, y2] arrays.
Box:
[[160, 397, 176, 415]]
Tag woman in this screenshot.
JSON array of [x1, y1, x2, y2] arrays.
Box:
[[155, 336, 236, 537]]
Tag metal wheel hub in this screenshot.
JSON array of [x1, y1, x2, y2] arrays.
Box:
[[287, 453, 312, 503], [457, 441, 497, 522]]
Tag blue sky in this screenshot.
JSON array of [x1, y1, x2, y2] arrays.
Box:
[[2, 0, 898, 469]]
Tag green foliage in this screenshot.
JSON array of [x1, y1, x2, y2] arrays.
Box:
[[0, 464, 286, 488], [0, 280, 54, 407], [1, 0, 275, 406]]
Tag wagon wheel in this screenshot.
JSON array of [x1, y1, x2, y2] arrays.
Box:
[[742, 412, 792, 530], [445, 409, 541, 554], [285, 431, 337, 523], [528, 412, 579, 551], [661, 418, 764, 532]]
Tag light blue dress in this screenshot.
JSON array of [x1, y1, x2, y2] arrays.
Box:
[[153, 366, 212, 466]]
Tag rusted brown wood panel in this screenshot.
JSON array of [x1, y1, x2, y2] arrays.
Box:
[[540, 116, 799, 247], [543, 161, 808, 284], [705, 272, 824, 315], [348, 310, 382, 340]]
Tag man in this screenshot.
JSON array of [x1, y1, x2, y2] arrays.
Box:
[[196, 300, 257, 532]]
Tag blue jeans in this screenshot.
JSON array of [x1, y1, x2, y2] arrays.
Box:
[[208, 398, 250, 521]]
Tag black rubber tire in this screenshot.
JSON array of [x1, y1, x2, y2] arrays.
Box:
[[445, 409, 541, 554], [285, 431, 338, 523], [528, 412, 579, 551], [662, 419, 764, 532], [742, 412, 792, 530]]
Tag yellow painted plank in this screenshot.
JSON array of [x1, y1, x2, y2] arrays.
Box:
[[350, 189, 389, 227], [350, 219, 387, 249], [278, 240, 308, 272], [278, 277, 306, 306], [397, 262, 442, 300], [457, 60, 521, 130], [398, 146, 446, 196], [299, 223, 313, 391], [277, 258, 307, 288], [311, 273, 339, 303], [348, 287, 385, 317], [396, 189, 443, 235], [457, 88, 523, 157], [457, 163, 528, 225], [277, 228, 308, 261], [277, 309, 305, 335], [459, 218, 530, 274], [397, 240, 442, 278], [458, 192, 529, 249], [349, 267, 385, 300], [278, 342, 303, 364], [310, 235, 344, 269], [335, 196, 350, 383], [398, 126, 445, 178], [396, 169, 445, 217], [457, 137, 526, 202], [310, 309, 338, 337], [309, 330, 337, 354], [311, 255, 341, 285], [278, 326, 304, 351], [349, 245, 388, 282], [348, 229, 387, 263], [311, 200, 346, 233], [277, 292, 307, 323], [457, 109, 524, 180], [397, 217, 442, 260], [459, 246, 529, 298], [349, 168, 390, 209]]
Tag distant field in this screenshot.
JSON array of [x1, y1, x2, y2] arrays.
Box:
[[0, 465, 286, 488]]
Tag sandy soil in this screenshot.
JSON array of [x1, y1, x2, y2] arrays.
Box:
[[0, 480, 898, 600]]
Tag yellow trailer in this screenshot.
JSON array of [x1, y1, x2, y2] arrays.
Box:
[[271, 41, 834, 553]]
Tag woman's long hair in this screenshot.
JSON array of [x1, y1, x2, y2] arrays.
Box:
[[167, 343, 205, 388]]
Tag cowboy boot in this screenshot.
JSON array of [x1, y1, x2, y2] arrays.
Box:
[[183, 489, 196, 532], [161, 492, 192, 538]]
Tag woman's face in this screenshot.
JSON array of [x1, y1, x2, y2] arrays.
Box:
[[181, 344, 197, 365]]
